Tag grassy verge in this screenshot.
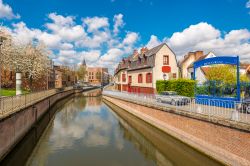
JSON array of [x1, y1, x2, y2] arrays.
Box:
[[0, 89, 29, 96]]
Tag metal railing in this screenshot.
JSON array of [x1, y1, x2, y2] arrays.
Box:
[[103, 90, 250, 124], [0, 87, 73, 116]]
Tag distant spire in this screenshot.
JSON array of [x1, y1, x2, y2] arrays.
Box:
[[82, 59, 86, 66]]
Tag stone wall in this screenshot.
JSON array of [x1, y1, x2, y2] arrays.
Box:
[[0, 89, 74, 160]]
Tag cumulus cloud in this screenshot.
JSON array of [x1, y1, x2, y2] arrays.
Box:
[[0, 0, 19, 19], [82, 16, 109, 32], [168, 22, 220, 50], [113, 14, 124, 35], [162, 22, 250, 62], [146, 35, 161, 49], [100, 48, 123, 62], [48, 13, 74, 26], [122, 32, 139, 46], [11, 22, 41, 44], [80, 50, 101, 63], [246, 0, 250, 8]]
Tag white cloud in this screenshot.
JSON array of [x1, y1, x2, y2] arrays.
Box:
[[80, 50, 101, 63], [122, 32, 139, 46], [4, 13, 140, 70], [83, 16, 109, 32], [146, 35, 161, 49], [0, 0, 19, 19], [75, 30, 110, 48], [48, 13, 74, 26], [168, 22, 220, 50], [11, 22, 41, 44], [100, 48, 123, 62], [38, 32, 61, 48], [113, 14, 124, 35], [60, 43, 74, 50], [159, 22, 250, 62], [246, 0, 250, 8]]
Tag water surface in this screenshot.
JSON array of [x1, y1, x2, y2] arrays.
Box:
[[25, 91, 223, 166]]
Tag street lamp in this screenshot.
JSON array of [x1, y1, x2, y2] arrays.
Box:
[[0, 35, 7, 97], [163, 73, 167, 81]]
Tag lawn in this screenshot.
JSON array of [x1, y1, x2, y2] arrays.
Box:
[[0, 89, 29, 97]]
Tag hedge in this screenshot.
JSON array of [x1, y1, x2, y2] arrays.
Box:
[[156, 79, 196, 97]]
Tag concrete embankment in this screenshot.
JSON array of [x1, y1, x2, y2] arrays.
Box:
[[103, 95, 250, 166], [0, 87, 96, 161]]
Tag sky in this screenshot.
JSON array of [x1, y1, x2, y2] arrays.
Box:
[[0, 0, 250, 73]]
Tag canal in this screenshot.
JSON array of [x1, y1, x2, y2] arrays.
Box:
[[1, 90, 224, 166]]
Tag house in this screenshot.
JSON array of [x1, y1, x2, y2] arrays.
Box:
[[54, 66, 63, 88], [240, 63, 250, 75], [113, 43, 179, 94], [53, 65, 77, 88], [179, 51, 216, 84], [87, 67, 109, 86]]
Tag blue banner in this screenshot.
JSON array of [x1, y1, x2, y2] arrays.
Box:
[[194, 56, 238, 68]]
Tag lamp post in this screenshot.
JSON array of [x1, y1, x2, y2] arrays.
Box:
[[0, 36, 7, 97], [163, 73, 167, 81]]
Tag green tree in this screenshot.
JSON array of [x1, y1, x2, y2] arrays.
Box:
[[77, 65, 87, 81], [206, 65, 250, 84]]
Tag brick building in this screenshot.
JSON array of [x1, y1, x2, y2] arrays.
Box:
[[54, 65, 77, 88], [87, 67, 109, 86]]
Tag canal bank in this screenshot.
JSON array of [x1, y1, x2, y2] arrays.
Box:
[[102, 96, 250, 166], [1, 90, 224, 166], [0, 87, 97, 162]]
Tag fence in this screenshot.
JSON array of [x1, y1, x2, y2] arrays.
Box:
[[0, 87, 73, 116], [103, 90, 250, 125]]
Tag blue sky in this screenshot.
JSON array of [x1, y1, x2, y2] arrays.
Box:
[[1, 0, 250, 72]]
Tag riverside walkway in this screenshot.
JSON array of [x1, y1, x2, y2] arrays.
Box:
[[103, 95, 250, 166]]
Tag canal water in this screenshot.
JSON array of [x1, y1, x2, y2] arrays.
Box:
[[2, 90, 224, 166]]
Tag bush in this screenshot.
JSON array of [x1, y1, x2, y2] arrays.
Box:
[[156, 79, 196, 97]]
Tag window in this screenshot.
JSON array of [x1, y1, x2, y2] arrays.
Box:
[[138, 74, 143, 83], [146, 73, 152, 83], [128, 76, 132, 83], [173, 73, 177, 79], [163, 55, 169, 65], [122, 74, 126, 82]]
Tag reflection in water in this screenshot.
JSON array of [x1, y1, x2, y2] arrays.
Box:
[[26, 93, 155, 166], [25, 90, 222, 166]]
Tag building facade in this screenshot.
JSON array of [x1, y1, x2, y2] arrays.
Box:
[[54, 65, 77, 88], [87, 67, 109, 86], [179, 51, 216, 84], [114, 43, 179, 94]]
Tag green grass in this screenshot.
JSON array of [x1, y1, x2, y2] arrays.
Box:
[[0, 89, 29, 96]]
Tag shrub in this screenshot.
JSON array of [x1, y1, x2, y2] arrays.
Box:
[[156, 79, 196, 97]]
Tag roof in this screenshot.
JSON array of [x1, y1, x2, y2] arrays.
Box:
[[240, 63, 250, 69], [201, 67, 211, 76], [82, 59, 86, 66], [187, 53, 210, 69], [115, 43, 178, 75], [144, 43, 165, 57]]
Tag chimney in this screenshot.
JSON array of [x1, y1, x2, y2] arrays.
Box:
[[140, 47, 148, 55], [133, 49, 139, 58], [188, 52, 195, 57], [194, 51, 204, 60]]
